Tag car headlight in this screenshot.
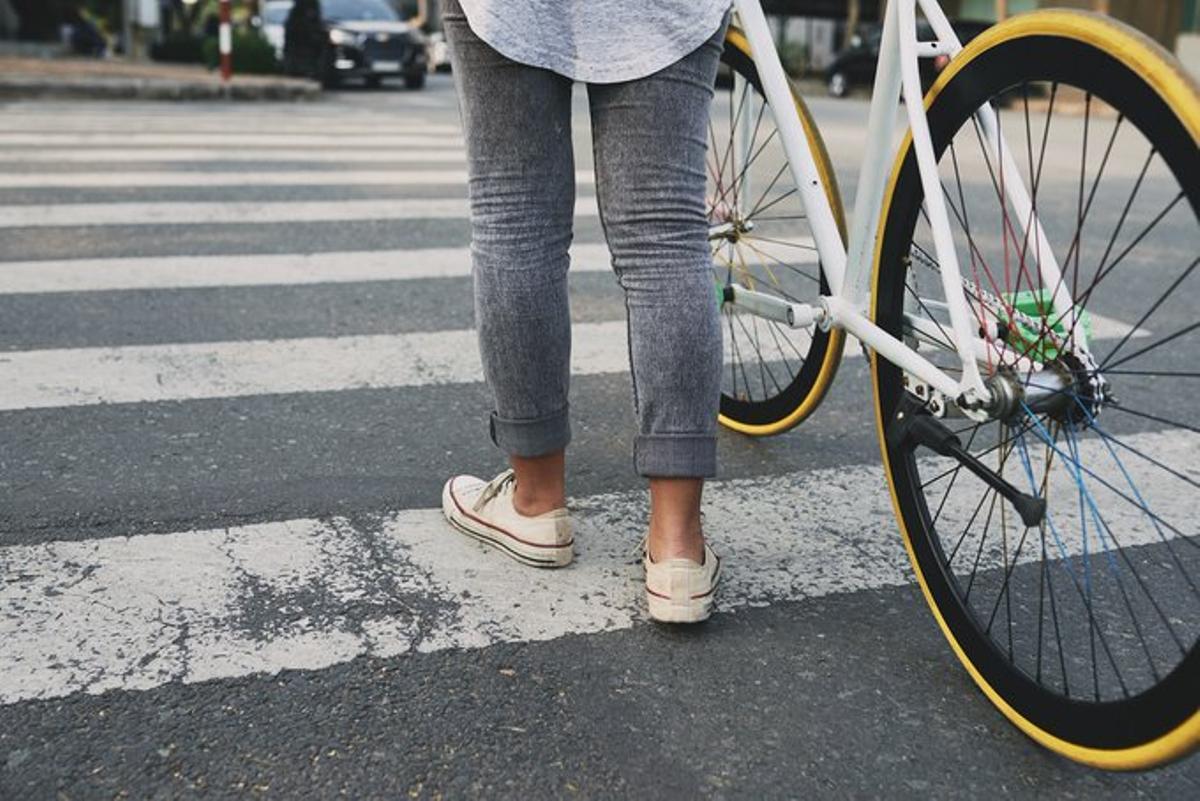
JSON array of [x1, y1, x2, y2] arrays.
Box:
[[328, 28, 358, 46]]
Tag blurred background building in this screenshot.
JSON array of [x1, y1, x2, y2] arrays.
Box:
[[0, 1, 1196, 78], [764, 1, 1200, 75]]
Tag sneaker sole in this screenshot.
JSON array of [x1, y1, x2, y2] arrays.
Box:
[[441, 481, 573, 568], [645, 588, 716, 624], [645, 561, 721, 624]]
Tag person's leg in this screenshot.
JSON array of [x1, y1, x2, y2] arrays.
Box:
[[587, 21, 728, 563], [442, 0, 574, 516]]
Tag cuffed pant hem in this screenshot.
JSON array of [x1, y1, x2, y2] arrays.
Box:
[[634, 434, 717, 478], [489, 406, 571, 458]]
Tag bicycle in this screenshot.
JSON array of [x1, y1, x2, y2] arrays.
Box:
[[708, 0, 1199, 770]]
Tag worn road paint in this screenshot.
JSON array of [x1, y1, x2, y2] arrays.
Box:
[[0, 170, 596, 190], [0, 197, 614, 228], [0, 244, 617, 294], [2, 429, 1193, 705], [0, 148, 466, 164]]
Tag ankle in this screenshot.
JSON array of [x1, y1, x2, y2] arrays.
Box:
[[647, 520, 705, 563], [646, 476, 706, 563], [512, 486, 566, 517], [509, 451, 566, 516]]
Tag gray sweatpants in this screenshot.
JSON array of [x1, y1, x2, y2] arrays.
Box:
[[443, 0, 727, 477]]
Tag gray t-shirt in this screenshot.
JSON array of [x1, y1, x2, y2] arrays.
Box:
[[457, 0, 732, 84]]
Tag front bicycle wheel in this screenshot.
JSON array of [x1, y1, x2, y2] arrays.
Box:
[[871, 11, 1199, 769], [710, 28, 847, 436]]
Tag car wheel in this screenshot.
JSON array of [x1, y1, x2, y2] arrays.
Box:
[[317, 49, 340, 89], [828, 71, 849, 98], [404, 71, 426, 90]]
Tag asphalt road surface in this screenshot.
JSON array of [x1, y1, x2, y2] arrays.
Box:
[[1, 76, 1197, 799]]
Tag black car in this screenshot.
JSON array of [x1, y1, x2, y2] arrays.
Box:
[[825, 21, 991, 98], [280, 0, 428, 89]]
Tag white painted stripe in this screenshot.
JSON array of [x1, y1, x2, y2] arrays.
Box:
[[384, 94, 458, 109], [0, 133, 462, 147], [1088, 313, 1152, 341], [0, 123, 458, 135], [0, 312, 1146, 412], [0, 244, 615, 294], [0, 113, 438, 126], [0, 321, 629, 411], [0, 197, 600, 228], [0, 169, 595, 190], [1, 429, 1191, 704], [0, 148, 465, 164]]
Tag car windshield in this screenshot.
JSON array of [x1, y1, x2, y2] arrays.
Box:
[[321, 0, 398, 22], [263, 3, 292, 25]]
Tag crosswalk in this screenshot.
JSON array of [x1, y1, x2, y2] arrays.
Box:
[[0, 148, 467, 163], [0, 97, 724, 711], [0, 94, 1178, 725], [1, 170, 599, 188], [5, 426, 1193, 706], [0, 244, 615, 293], [0, 133, 466, 146]]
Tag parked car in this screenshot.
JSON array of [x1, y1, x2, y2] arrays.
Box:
[[826, 21, 991, 98], [427, 30, 451, 72], [261, 0, 290, 59], [267, 0, 428, 89]]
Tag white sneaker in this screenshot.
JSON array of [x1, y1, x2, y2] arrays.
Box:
[[441, 468, 573, 568], [644, 542, 721, 623]]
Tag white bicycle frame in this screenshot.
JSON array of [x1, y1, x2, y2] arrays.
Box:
[[727, 0, 1088, 411]]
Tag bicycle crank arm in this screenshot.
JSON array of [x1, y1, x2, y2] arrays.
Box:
[[888, 397, 1046, 528], [722, 284, 823, 329]]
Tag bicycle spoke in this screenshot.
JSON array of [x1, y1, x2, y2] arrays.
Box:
[[1076, 404, 1200, 605], [985, 421, 1058, 641], [930, 423, 985, 527], [724, 98, 769, 210], [710, 44, 838, 425], [740, 234, 818, 252], [748, 214, 809, 222], [882, 45, 1198, 722], [739, 238, 821, 290], [1101, 369, 1200, 379], [1016, 423, 1133, 699], [732, 310, 784, 396], [747, 184, 800, 222], [1076, 191, 1184, 323], [1083, 417, 1200, 492], [1104, 402, 1200, 437], [1104, 316, 1200, 373], [710, 126, 779, 214], [921, 419, 1036, 490], [905, 280, 958, 353]]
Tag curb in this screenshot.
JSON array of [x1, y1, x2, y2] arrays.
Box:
[[0, 76, 321, 101]]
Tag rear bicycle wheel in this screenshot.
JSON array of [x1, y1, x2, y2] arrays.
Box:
[[710, 28, 846, 436], [871, 12, 1200, 769]]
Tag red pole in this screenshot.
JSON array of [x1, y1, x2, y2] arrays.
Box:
[[219, 0, 233, 84]]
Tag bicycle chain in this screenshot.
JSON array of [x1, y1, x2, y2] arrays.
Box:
[[906, 247, 1063, 366], [907, 247, 1109, 420]]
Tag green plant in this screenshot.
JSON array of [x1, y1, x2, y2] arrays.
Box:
[[202, 30, 281, 75], [152, 33, 206, 64], [778, 41, 809, 78]]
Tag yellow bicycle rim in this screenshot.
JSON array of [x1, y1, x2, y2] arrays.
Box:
[[870, 9, 1200, 770]]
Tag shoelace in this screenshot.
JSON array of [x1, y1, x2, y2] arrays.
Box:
[[631, 535, 649, 562], [632, 512, 708, 561], [473, 468, 517, 512]]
